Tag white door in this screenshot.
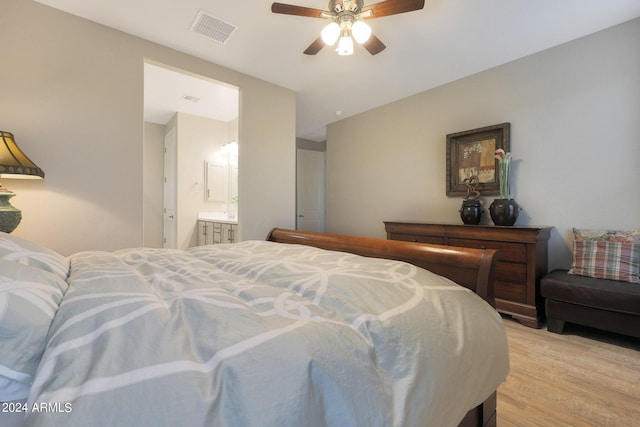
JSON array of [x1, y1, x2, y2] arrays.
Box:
[[163, 128, 177, 248], [296, 149, 325, 232]]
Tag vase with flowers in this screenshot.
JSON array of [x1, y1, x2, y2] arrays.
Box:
[[489, 149, 520, 226]]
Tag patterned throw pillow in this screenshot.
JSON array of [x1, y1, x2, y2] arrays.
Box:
[[569, 231, 640, 283], [572, 228, 640, 243]]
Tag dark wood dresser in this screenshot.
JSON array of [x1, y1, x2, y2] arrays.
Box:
[[384, 221, 552, 328]]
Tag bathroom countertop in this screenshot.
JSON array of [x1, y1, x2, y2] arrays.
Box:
[[197, 212, 238, 225]]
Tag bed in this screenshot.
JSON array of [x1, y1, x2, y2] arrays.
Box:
[[0, 228, 509, 427]]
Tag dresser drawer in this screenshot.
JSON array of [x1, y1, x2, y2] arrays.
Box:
[[447, 238, 526, 264], [495, 263, 527, 302], [387, 233, 445, 245]]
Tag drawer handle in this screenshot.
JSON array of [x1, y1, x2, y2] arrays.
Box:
[[412, 239, 418, 242], [481, 245, 487, 249]]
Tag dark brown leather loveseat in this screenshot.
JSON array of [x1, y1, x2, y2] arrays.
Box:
[[541, 269, 640, 339]]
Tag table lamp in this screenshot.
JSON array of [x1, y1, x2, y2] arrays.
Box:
[[0, 131, 45, 233]]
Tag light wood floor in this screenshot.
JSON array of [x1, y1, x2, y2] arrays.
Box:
[[497, 317, 640, 426]]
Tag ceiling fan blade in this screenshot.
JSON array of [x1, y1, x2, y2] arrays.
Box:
[[361, 0, 425, 18], [363, 34, 386, 55], [271, 2, 328, 18], [303, 37, 325, 55]]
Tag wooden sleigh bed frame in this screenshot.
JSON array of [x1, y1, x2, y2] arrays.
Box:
[[267, 228, 500, 427]]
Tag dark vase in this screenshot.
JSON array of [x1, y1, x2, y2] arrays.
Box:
[[459, 199, 483, 225], [489, 199, 520, 226]]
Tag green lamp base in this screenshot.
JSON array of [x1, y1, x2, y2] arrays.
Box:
[[0, 191, 22, 233]]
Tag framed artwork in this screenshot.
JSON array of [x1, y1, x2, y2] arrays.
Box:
[[446, 123, 510, 197]]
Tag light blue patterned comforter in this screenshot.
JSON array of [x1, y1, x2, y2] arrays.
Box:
[[25, 241, 509, 427]]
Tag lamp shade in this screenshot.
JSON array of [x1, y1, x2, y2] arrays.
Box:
[[337, 33, 354, 56], [321, 22, 341, 46], [352, 20, 371, 44], [0, 131, 44, 233], [0, 131, 45, 179]]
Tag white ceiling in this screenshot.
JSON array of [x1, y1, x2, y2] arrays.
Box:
[[143, 63, 239, 126], [34, 0, 640, 141]]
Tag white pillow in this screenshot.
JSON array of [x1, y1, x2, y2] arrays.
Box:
[[0, 232, 69, 280], [0, 260, 67, 401]]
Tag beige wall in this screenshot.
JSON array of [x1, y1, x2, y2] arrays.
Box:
[[1, 0, 295, 255], [326, 18, 640, 270]]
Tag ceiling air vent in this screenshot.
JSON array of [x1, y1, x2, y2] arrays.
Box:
[[182, 95, 201, 103], [191, 10, 237, 44]]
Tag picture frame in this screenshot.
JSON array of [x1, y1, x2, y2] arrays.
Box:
[[446, 123, 510, 197]]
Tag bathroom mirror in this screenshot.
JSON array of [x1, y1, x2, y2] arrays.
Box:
[[205, 141, 238, 208]]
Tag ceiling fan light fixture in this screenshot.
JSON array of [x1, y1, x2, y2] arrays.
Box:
[[337, 32, 354, 55], [351, 20, 371, 44], [321, 22, 341, 45], [272, 0, 425, 56]]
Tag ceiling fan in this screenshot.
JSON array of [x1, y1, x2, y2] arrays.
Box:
[[271, 0, 425, 56]]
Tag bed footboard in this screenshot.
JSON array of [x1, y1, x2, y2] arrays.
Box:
[[458, 392, 497, 427], [267, 228, 498, 308]]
